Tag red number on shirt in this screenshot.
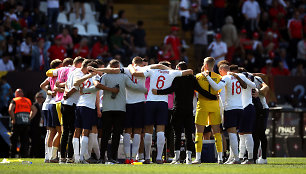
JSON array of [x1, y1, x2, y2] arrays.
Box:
[[85, 80, 91, 88], [156, 75, 166, 89], [131, 75, 138, 84], [232, 81, 241, 95], [81, 80, 91, 88]]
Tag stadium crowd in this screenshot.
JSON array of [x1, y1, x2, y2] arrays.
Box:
[[0, 0, 304, 74], [0, 0, 305, 165]]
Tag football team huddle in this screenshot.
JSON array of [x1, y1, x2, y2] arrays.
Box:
[[40, 55, 269, 165]]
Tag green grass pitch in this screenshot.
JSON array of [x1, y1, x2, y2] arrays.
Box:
[[0, 158, 306, 174]]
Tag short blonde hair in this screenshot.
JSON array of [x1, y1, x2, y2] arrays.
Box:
[[203, 57, 215, 69]]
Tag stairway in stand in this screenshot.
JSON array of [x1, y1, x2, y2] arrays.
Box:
[[114, 2, 197, 70]]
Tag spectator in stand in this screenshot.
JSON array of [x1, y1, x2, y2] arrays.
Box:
[[179, 0, 190, 47], [117, 10, 136, 33], [221, 16, 238, 63], [213, 0, 226, 30], [169, 0, 180, 25], [71, 27, 81, 45], [91, 37, 110, 59], [157, 43, 174, 62], [259, 11, 270, 32], [47, 0, 59, 32], [0, 39, 6, 58], [0, 26, 8, 41], [73, 37, 90, 58], [189, 0, 200, 42], [194, 14, 208, 70], [263, 31, 278, 55], [269, 0, 287, 32], [4, 6, 18, 22], [208, 33, 227, 69], [31, 38, 50, 71], [239, 29, 253, 59], [291, 61, 305, 76], [272, 60, 290, 76], [274, 48, 290, 70], [48, 35, 67, 62], [0, 76, 13, 115], [297, 35, 306, 63], [266, 21, 280, 44], [164, 26, 181, 66], [287, 10, 303, 59], [261, 59, 275, 75], [110, 28, 125, 56], [57, 28, 73, 57], [74, 0, 85, 22], [19, 10, 33, 28], [6, 35, 16, 58], [251, 32, 263, 58], [0, 53, 15, 71], [99, 7, 113, 34], [20, 34, 33, 69], [245, 51, 260, 73], [131, 20, 146, 57], [242, 0, 261, 36]]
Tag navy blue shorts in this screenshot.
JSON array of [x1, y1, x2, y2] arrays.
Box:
[[144, 101, 168, 126], [125, 102, 145, 128], [43, 110, 48, 127], [75, 106, 96, 130], [239, 104, 256, 133], [223, 109, 243, 130], [47, 104, 60, 127]]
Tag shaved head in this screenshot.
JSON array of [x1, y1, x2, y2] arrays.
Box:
[[15, 88, 24, 97]]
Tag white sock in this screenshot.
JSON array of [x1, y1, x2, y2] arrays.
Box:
[[45, 130, 49, 160], [47, 147, 52, 160], [228, 145, 234, 160], [92, 133, 100, 159], [218, 152, 223, 161], [73, 137, 80, 161], [186, 150, 192, 160], [156, 132, 165, 161], [245, 134, 254, 159], [228, 133, 239, 161], [123, 133, 131, 159], [51, 147, 58, 160], [98, 138, 101, 148], [144, 133, 152, 160], [174, 150, 180, 161], [80, 136, 90, 160], [195, 152, 201, 161], [239, 134, 246, 159], [88, 133, 95, 156], [131, 134, 141, 160]]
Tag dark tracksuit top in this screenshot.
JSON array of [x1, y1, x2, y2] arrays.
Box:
[[156, 75, 218, 114]]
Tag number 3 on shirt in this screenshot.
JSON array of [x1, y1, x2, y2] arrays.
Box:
[[156, 75, 165, 89], [232, 81, 241, 95]]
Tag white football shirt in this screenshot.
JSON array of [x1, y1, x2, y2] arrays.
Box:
[[241, 74, 256, 108], [62, 68, 82, 106], [254, 76, 269, 109], [206, 73, 255, 111], [124, 66, 148, 104], [146, 69, 182, 102], [76, 75, 99, 109]]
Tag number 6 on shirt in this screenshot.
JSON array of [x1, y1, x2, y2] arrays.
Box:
[[156, 75, 165, 89]]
